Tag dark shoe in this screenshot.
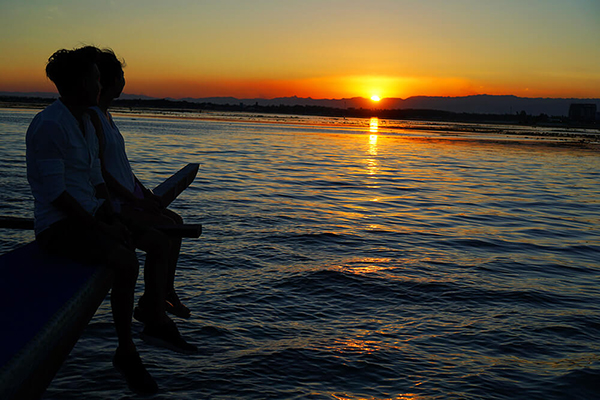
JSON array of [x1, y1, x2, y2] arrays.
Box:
[[141, 319, 198, 355], [112, 347, 158, 395], [135, 294, 191, 322], [133, 305, 150, 324], [166, 292, 191, 319], [133, 295, 151, 324]]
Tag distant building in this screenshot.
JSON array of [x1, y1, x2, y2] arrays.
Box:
[[568, 103, 597, 122]]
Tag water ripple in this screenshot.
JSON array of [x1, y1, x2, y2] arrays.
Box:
[[2, 109, 600, 399]]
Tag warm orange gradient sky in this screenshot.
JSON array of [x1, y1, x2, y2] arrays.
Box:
[[1, 0, 599, 100]]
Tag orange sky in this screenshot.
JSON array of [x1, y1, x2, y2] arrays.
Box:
[[1, 1, 599, 100]]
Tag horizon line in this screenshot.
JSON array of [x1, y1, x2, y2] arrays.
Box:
[[1, 91, 600, 101]]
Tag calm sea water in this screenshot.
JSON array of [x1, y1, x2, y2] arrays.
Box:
[[1, 108, 600, 399]]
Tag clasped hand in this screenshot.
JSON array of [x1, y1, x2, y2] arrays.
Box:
[[98, 219, 133, 248], [134, 195, 162, 213]]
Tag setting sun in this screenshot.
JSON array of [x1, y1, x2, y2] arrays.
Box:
[[370, 95, 381, 102]]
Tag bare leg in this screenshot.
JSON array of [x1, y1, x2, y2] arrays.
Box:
[[36, 220, 158, 393], [105, 244, 159, 394], [134, 227, 172, 324], [106, 244, 139, 351], [160, 208, 183, 294], [120, 206, 185, 305]]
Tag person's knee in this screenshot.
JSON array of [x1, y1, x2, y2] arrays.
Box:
[[162, 209, 183, 224], [172, 213, 183, 224], [141, 229, 171, 256], [109, 246, 139, 282], [122, 249, 139, 274]]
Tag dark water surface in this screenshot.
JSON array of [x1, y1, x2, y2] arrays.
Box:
[[1, 108, 599, 399]]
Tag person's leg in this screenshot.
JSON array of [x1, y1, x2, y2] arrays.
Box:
[[105, 243, 139, 352], [131, 225, 171, 324], [105, 244, 159, 394], [125, 221, 197, 354], [157, 209, 189, 316], [120, 206, 190, 318], [160, 208, 183, 295], [37, 220, 158, 394], [37, 220, 139, 349]]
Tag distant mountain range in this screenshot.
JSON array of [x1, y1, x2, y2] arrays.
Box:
[[2, 92, 599, 116], [175, 95, 600, 117], [0, 91, 156, 101]]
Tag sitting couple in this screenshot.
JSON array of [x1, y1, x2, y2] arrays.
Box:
[[26, 45, 194, 395]]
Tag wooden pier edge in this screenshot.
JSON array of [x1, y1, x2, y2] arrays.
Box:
[[153, 163, 200, 207], [0, 163, 199, 400], [0, 217, 203, 239], [0, 249, 113, 400]]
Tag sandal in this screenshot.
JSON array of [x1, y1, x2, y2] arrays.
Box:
[[166, 292, 191, 319]]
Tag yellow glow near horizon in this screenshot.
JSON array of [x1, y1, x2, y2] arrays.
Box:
[[0, 1, 598, 99], [371, 95, 381, 102]]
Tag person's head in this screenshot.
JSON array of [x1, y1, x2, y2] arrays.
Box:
[[96, 48, 126, 100], [46, 46, 102, 106]]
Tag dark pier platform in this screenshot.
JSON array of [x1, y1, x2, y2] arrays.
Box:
[[0, 163, 199, 400]]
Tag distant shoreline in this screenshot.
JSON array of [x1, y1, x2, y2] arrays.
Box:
[[2, 97, 599, 150]]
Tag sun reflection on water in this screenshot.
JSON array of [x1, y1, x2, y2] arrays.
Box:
[[367, 119, 379, 175], [331, 392, 426, 400], [369, 117, 379, 133], [369, 134, 378, 155]]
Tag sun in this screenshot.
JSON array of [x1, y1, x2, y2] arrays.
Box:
[[370, 95, 381, 102]]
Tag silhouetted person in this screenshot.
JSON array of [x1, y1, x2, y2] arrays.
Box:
[[91, 49, 191, 321], [25, 46, 194, 395]]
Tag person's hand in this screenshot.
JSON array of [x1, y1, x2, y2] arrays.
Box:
[[146, 192, 163, 208], [98, 220, 132, 248], [134, 197, 161, 213]]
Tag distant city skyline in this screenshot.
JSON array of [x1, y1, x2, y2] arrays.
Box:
[[0, 0, 599, 100]]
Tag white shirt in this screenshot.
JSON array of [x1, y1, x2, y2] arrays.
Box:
[[26, 100, 105, 235], [89, 106, 136, 211]]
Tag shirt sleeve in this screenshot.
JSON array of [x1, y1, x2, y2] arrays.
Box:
[[83, 115, 105, 186], [90, 157, 104, 186], [32, 121, 67, 202]]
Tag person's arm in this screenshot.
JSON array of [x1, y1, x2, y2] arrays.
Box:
[[39, 155, 126, 242], [102, 166, 140, 203], [90, 133, 132, 244], [134, 175, 162, 206], [33, 121, 99, 227], [51, 190, 99, 228], [94, 182, 118, 216], [50, 154, 129, 244], [90, 109, 160, 212], [88, 109, 132, 203], [51, 189, 130, 246], [100, 167, 160, 213], [51, 189, 121, 236], [88, 146, 117, 217]]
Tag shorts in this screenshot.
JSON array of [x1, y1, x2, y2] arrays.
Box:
[[36, 213, 131, 266]]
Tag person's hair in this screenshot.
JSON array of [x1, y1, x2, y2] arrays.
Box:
[[45, 46, 102, 96], [96, 48, 126, 91]]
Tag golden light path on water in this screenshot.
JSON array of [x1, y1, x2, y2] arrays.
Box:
[[332, 392, 425, 400], [368, 117, 380, 180], [369, 117, 379, 134], [2, 108, 599, 398]]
